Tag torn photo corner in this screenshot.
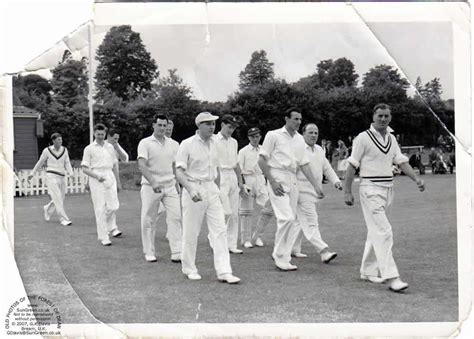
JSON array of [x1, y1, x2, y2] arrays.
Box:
[[1, 1, 472, 338]]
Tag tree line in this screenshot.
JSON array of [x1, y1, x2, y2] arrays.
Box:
[[13, 25, 454, 159]]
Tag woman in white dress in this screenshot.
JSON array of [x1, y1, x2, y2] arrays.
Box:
[[28, 133, 73, 226]]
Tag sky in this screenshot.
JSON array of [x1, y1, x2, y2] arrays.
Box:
[[1, 1, 454, 103], [100, 21, 453, 102]]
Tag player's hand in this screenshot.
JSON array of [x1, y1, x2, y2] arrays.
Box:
[[270, 180, 285, 196], [344, 192, 354, 206], [416, 179, 425, 192], [97, 176, 106, 183], [152, 184, 162, 193], [190, 190, 202, 202], [334, 182, 343, 191], [315, 187, 325, 199], [240, 184, 250, 197], [27, 174, 33, 182]]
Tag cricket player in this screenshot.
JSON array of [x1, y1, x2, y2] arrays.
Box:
[[137, 114, 182, 263], [344, 103, 425, 292], [238, 127, 273, 248], [28, 133, 73, 226], [81, 123, 123, 246], [175, 112, 240, 284], [158, 118, 177, 216], [165, 119, 174, 138], [258, 108, 325, 271], [215, 114, 248, 254], [291, 123, 341, 262], [106, 129, 129, 163]]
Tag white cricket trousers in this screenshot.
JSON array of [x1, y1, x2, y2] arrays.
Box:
[[181, 181, 233, 276], [292, 200, 328, 254], [267, 169, 299, 265], [239, 173, 269, 243], [219, 169, 239, 250], [89, 169, 119, 242], [359, 184, 399, 280], [45, 173, 69, 222], [141, 183, 182, 257]]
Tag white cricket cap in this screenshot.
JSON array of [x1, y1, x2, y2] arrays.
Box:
[[195, 112, 219, 126]]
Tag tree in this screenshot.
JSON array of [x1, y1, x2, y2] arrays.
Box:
[[239, 50, 275, 90], [361, 64, 409, 105], [12, 74, 51, 111], [153, 69, 201, 143], [50, 58, 88, 107], [316, 58, 359, 89], [415, 76, 424, 95], [227, 79, 302, 147], [95, 25, 158, 101], [423, 78, 443, 103]]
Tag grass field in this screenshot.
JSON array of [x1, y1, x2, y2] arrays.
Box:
[[14, 174, 458, 324]]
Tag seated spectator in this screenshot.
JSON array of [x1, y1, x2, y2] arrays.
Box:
[[447, 152, 456, 174], [433, 150, 448, 174], [409, 150, 425, 175]]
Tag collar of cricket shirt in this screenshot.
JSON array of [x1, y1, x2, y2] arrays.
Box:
[[369, 123, 394, 139], [151, 134, 167, 145]]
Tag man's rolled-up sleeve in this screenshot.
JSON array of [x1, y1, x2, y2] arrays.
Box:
[[136, 140, 148, 161], [259, 132, 275, 159], [347, 135, 363, 169], [393, 141, 409, 165], [81, 147, 91, 168], [175, 141, 188, 170]]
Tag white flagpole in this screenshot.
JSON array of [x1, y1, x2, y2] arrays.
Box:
[[88, 21, 94, 144]]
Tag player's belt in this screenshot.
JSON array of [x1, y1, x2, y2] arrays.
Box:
[[243, 173, 262, 177], [361, 176, 393, 182], [188, 178, 214, 184], [46, 170, 65, 177]]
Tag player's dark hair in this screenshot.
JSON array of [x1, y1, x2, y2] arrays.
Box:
[[373, 103, 391, 114], [154, 114, 169, 124], [107, 128, 118, 137], [284, 107, 300, 119], [50, 133, 62, 142], [94, 123, 107, 131]]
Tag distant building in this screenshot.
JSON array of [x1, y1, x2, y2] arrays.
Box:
[[13, 106, 44, 169]]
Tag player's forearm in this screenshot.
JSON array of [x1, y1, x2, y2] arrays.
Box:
[[300, 163, 322, 193], [115, 144, 129, 162], [112, 164, 121, 185], [323, 159, 340, 185], [138, 161, 157, 187], [175, 168, 194, 193], [30, 157, 47, 175], [234, 164, 244, 187], [258, 156, 276, 184], [344, 164, 356, 193], [82, 166, 100, 180], [65, 155, 73, 174], [399, 162, 421, 183]]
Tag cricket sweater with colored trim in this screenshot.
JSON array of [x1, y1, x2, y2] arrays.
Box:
[[347, 124, 408, 187]]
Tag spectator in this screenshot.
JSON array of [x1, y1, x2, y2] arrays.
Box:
[[428, 147, 438, 173], [447, 152, 456, 174], [325, 140, 333, 163], [435, 149, 448, 174], [335, 140, 349, 179], [409, 150, 425, 175], [437, 135, 446, 151]]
